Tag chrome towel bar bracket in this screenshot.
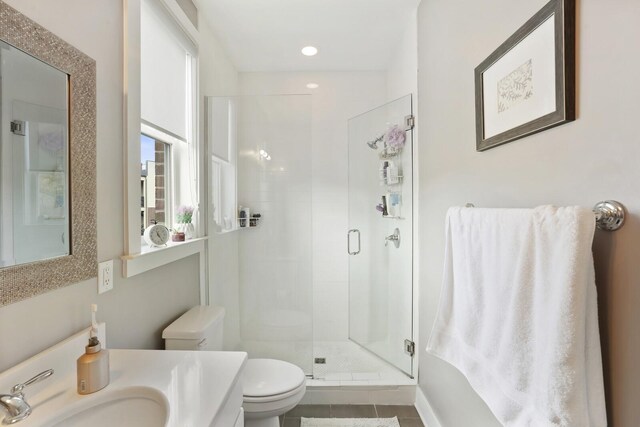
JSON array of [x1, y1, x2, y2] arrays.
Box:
[[463, 200, 626, 232], [593, 200, 625, 231]]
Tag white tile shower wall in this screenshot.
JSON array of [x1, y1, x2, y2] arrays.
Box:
[[236, 94, 314, 372], [239, 72, 387, 342]]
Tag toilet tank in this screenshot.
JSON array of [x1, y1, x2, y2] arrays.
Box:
[[162, 306, 225, 351]]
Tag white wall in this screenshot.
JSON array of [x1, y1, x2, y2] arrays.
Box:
[[239, 72, 387, 343], [0, 0, 236, 371], [387, 10, 418, 102], [417, 0, 640, 426]]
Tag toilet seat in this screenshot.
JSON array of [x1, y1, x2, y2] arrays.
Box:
[[244, 380, 306, 404], [242, 359, 306, 399], [242, 359, 306, 420]]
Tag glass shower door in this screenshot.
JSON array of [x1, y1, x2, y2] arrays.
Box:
[[347, 95, 414, 377]]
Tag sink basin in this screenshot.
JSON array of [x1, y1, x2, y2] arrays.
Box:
[[43, 387, 168, 427]]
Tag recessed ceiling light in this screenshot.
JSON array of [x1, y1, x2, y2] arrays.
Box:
[[306, 83, 319, 89], [301, 46, 318, 56]]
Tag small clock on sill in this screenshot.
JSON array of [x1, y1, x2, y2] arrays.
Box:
[[143, 223, 170, 247]]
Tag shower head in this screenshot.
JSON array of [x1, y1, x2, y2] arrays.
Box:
[[367, 134, 384, 150]]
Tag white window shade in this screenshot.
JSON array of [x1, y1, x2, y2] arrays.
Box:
[[141, 0, 196, 141]]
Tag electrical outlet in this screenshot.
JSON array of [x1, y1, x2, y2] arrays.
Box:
[[98, 260, 114, 294]]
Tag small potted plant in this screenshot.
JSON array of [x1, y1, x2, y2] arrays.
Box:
[[175, 205, 195, 240], [171, 230, 185, 242]]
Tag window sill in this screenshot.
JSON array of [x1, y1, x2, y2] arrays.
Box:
[[121, 236, 208, 278]]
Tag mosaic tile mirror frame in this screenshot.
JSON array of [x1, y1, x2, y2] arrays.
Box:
[[0, 2, 97, 306]]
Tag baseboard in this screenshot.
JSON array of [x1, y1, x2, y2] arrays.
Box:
[[415, 385, 442, 427]]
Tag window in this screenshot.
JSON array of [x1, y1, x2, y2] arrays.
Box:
[[123, 0, 203, 277], [138, 0, 198, 246], [140, 134, 171, 235]]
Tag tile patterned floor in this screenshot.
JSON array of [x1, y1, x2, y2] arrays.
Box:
[[280, 404, 425, 427]]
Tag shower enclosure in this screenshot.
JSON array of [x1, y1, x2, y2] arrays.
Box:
[[207, 94, 415, 384]]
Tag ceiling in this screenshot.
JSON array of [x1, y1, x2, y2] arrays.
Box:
[[196, 0, 420, 72]]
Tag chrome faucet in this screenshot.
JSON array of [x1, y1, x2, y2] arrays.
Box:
[[0, 369, 53, 424]]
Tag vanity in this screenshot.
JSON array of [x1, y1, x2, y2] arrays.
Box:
[[0, 325, 247, 426]]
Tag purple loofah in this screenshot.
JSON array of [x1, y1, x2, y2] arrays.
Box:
[[384, 125, 406, 149]]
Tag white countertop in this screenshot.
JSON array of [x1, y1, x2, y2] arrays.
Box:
[[0, 324, 247, 427]]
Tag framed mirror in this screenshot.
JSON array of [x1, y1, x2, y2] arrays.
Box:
[[0, 3, 97, 306]]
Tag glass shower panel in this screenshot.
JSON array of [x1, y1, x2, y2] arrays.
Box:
[[237, 95, 314, 375], [348, 95, 414, 377]]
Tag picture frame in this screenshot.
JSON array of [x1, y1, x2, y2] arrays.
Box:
[[475, 0, 575, 151]]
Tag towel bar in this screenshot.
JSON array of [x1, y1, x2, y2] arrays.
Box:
[[464, 200, 626, 231]]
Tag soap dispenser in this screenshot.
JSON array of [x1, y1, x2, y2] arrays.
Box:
[[77, 304, 110, 394]]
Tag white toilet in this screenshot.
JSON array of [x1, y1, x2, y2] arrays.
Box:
[[162, 306, 306, 427]]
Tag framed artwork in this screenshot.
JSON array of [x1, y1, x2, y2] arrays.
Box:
[[36, 172, 66, 221], [475, 0, 575, 151]]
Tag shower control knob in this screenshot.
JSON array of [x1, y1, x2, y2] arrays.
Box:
[[385, 228, 401, 248]]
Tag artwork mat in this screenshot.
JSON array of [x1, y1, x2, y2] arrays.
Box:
[[474, 0, 575, 151], [482, 16, 556, 139]]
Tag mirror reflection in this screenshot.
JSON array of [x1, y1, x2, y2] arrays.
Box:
[[0, 40, 70, 267]]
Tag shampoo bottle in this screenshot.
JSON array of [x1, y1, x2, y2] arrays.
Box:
[[77, 304, 110, 394]]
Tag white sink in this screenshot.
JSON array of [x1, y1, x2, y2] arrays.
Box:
[[44, 387, 168, 427]]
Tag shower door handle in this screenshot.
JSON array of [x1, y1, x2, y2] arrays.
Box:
[[347, 229, 361, 255]]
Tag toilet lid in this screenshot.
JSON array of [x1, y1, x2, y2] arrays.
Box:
[[243, 359, 306, 397]]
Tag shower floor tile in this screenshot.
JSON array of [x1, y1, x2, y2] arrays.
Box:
[[312, 341, 415, 385]]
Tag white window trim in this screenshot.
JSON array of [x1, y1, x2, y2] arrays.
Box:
[[123, 0, 205, 301]]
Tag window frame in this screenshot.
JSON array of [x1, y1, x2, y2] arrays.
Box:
[[123, 0, 206, 289]]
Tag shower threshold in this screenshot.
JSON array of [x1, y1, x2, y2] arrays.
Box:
[[302, 341, 416, 405], [309, 340, 416, 387]]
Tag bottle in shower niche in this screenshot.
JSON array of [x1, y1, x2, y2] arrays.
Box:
[[381, 195, 389, 216], [239, 206, 250, 227], [386, 161, 399, 185], [388, 192, 402, 217], [379, 161, 389, 185]]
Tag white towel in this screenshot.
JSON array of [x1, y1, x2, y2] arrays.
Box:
[[427, 206, 606, 427]]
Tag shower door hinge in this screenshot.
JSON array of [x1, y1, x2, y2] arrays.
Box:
[[10, 120, 26, 136], [404, 115, 415, 131], [404, 339, 415, 357]]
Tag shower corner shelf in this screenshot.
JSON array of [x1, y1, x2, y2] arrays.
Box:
[[378, 149, 403, 160], [237, 217, 261, 229], [380, 176, 404, 186]]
